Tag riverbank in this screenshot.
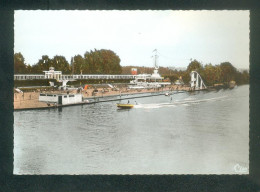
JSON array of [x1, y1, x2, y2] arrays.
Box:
[[14, 85, 190, 110]]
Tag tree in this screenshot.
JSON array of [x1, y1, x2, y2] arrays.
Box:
[[31, 55, 52, 73], [31, 55, 71, 74], [72, 55, 85, 74], [167, 74, 179, 84], [214, 65, 223, 84], [52, 55, 71, 74], [219, 62, 237, 83], [14, 52, 27, 74], [235, 69, 249, 85], [26, 64, 33, 73], [241, 70, 249, 84], [203, 64, 222, 86], [179, 71, 190, 84], [84, 50, 96, 74], [84, 49, 122, 74], [187, 60, 203, 74]]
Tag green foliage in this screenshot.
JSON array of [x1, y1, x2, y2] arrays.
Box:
[[14, 52, 249, 86], [165, 74, 179, 84], [15, 49, 122, 75], [72, 55, 85, 74], [235, 69, 249, 85], [202, 64, 222, 85], [30, 55, 71, 74], [219, 62, 237, 83], [14, 52, 28, 74], [180, 72, 190, 84], [84, 49, 122, 74], [31, 55, 52, 73], [185, 60, 248, 86], [187, 60, 203, 74], [52, 55, 71, 74], [14, 79, 53, 87], [200, 62, 248, 86]]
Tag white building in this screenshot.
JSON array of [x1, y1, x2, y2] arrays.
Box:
[[43, 67, 62, 80], [39, 93, 83, 105], [150, 68, 163, 82], [129, 67, 169, 89]]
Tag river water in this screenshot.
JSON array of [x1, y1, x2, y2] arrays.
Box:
[[14, 85, 249, 174]]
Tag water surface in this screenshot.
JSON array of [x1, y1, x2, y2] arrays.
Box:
[[14, 85, 249, 174]]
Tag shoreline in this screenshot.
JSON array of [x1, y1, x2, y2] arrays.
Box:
[[14, 91, 174, 111], [14, 85, 190, 111]]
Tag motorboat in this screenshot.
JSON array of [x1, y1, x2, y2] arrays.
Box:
[[117, 103, 134, 109]]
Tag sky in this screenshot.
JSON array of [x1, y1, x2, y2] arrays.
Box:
[[14, 10, 249, 69]]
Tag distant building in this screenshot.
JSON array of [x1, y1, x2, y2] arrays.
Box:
[[131, 68, 137, 75]]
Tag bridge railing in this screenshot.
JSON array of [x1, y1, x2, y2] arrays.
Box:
[[61, 74, 136, 80], [14, 74, 136, 80], [14, 74, 45, 80]]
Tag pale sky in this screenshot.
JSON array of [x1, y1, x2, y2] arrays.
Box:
[[14, 10, 249, 69]]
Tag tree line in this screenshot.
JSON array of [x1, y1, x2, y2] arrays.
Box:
[[121, 60, 249, 86], [184, 60, 249, 86], [14, 49, 122, 75], [15, 51, 249, 86]]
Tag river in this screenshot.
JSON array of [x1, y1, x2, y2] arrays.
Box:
[[14, 85, 249, 174]]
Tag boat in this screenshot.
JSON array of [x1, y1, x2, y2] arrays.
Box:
[[165, 92, 170, 96], [117, 103, 134, 109]]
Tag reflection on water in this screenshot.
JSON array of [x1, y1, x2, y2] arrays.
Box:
[[14, 85, 249, 174]]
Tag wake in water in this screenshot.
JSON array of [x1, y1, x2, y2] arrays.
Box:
[[134, 96, 228, 109]]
